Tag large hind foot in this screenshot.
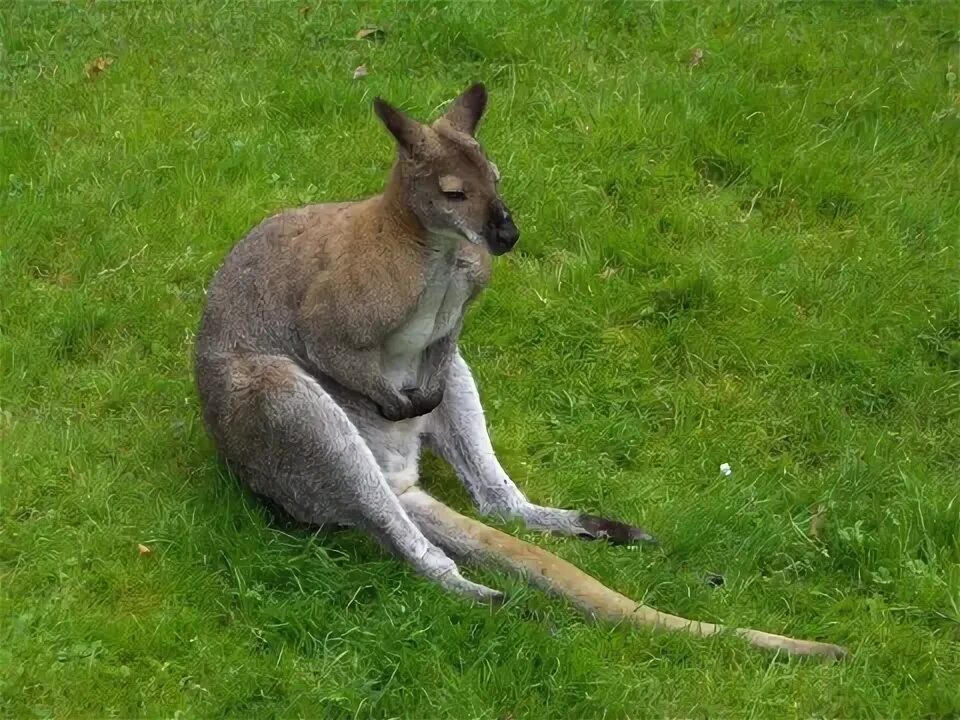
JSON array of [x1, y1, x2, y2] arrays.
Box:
[[575, 512, 657, 545]]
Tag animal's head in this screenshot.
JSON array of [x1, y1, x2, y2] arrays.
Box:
[[374, 83, 519, 256]]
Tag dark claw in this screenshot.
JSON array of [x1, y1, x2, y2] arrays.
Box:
[[376, 387, 444, 421], [376, 402, 410, 422], [577, 513, 658, 546], [403, 386, 445, 417], [487, 590, 508, 609]]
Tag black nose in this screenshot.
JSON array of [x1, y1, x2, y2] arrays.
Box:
[[488, 219, 518, 255], [498, 220, 519, 246], [488, 203, 520, 255]]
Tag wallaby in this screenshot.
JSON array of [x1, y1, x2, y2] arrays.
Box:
[[194, 83, 846, 659]]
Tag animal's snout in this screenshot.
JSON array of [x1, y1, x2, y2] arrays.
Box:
[[488, 201, 520, 255], [496, 216, 519, 246]]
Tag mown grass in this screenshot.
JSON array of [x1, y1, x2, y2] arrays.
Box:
[[2, 1, 958, 717]]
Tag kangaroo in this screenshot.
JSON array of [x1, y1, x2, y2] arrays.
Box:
[[194, 84, 846, 659]]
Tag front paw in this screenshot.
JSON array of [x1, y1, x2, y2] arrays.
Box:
[[577, 513, 657, 546], [403, 385, 445, 418], [376, 387, 444, 421], [375, 392, 414, 422]]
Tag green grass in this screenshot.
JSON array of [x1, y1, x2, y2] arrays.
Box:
[[2, 1, 959, 717]]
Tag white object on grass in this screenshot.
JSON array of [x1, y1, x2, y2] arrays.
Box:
[[719, 462, 732, 476]]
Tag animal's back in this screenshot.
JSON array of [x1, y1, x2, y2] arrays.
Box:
[[193, 200, 357, 432], [195, 201, 354, 360]]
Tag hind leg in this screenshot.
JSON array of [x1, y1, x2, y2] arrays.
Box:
[[423, 353, 656, 545], [208, 353, 502, 602]]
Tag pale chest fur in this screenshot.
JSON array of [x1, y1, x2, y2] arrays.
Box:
[[381, 243, 487, 388]]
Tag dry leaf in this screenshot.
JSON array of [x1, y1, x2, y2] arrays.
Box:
[[809, 505, 827, 541], [137, 543, 153, 556], [689, 48, 704, 67], [86, 56, 113, 79], [598, 266, 619, 280], [352, 64, 368, 80], [355, 26, 386, 41], [298, 4, 312, 18]]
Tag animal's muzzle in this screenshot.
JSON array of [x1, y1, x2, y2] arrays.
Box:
[[486, 200, 520, 256]]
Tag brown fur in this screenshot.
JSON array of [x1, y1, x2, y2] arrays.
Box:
[[195, 84, 848, 660]]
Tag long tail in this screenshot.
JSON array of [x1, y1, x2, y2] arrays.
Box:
[[400, 491, 847, 659]]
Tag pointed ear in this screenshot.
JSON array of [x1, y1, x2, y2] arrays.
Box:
[[440, 82, 487, 135], [373, 97, 423, 152]]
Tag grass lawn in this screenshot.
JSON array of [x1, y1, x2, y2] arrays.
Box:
[[2, 1, 959, 717]]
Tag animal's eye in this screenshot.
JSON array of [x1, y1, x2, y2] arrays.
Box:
[[438, 174, 466, 200]]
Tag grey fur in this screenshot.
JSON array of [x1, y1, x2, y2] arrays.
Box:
[[194, 85, 653, 603]]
